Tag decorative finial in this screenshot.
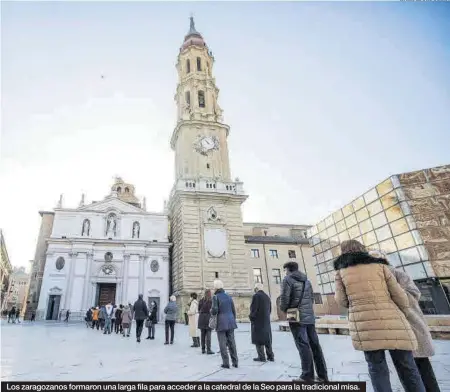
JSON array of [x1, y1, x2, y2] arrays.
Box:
[[57, 194, 63, 208], [142, 197, 147, 211], [188, 14, 198, 35], [79, 193, 85, 207]]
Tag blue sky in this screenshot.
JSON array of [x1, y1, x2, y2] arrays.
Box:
[[1, 2, 449, 268]]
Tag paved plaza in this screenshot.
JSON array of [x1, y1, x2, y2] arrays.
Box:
[[1, 321, 450, 391]]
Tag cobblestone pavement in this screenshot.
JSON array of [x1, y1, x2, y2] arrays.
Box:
[[1, 321, 450, 391]]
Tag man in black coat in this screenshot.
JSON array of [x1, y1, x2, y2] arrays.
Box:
[[133, 294, 149, 343], [280, 261, 328, 382], [249, 283, 274, 362]]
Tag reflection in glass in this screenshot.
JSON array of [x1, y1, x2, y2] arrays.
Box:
[[417, 245, 429, 261], [364, 188, 379, 205], [356, 207, 369, 223], [422, 262, 435, 277], [336, 220, 346, 233], [367, 200, 383, 217], [348, 225, 360, 239], [359, 219, 373, 234], [406, 216, 417, 230], [404, 263, 427, 280], [322, 239, 331, 251], [381, 191, 398, 210], [395, 232, 415, 250], [377, 178, 394, 196], [325, 283, 332, 294], [339, 231, 350, 243], [318, 220, 326, 232], [376, 225, 392, 242], [331, 246, 341, 258], [390, 218, 409, 237], [353, 197, 365, 212], [342, 204, 354, 218], [319, 263, 327, 274], [325, 216, 334, 228], [411, 230, 423, 245], [345, 214, 357, 228], [386, 205, 403, 222], [379, 238, 397, 254], [387, 252, 402, 267], [363, 231, 377, 247], [322, 273, 330, 284], [324, 250, 333, 261], [400, 201, 412, 216], [371, 212, 388, 229], [311, 236, 320, 246], [333, 210, 344, 223], [327, 260, 335, 272], [330, 236, 339, 248], [314, 244, 323, 254], [399, 247, 421, 265], [327, 225, 337, 237]]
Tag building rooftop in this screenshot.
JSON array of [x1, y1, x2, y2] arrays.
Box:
[[244, 235, 309, 245]]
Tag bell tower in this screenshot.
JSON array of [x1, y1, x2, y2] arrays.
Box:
[[168, 17, 251, 318]]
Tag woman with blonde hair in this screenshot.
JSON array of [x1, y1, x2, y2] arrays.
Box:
[[334, 239, 425, 392], [198, 289, 214, 354], [187, 293, 200, 347]]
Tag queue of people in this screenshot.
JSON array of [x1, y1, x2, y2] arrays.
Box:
[[79, 238, 438, 391]]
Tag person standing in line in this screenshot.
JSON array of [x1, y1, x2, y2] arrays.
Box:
[[111, 305, 117, 332], [121, 304, 132, 337], [334, 240, 425, 392], [99, 305, 105, 330], [8, 306, 16, 323], [146, 301, 158, 340], [163, 295, 178, 345], [184, 302, 190, 326], [198, 289, 214, 355], [115, 305, 123, 334], [15, 308, 21, 324], [31, 311, 36, 322], [92, 307, 99, 330], [103, 302, 114, 334], [250, 283, 274, 362], [64, 309, 70, 322], [188, 293, 200, 348], [85, 308, 92, 328], [280, 261, 328, 382], [133, 294, 148, 343], [369, 250, 440, 392], [211, 279, 238, 369]]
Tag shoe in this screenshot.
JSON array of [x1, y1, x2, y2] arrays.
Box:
[[137, 338, 141, 343], [207, 350, 215, 355], [170, 341, 174, 344], [232, 364, 238, 368], [202, 349, 206, 354], [150, 337, 155, 340], [103, 332, 107, 335], [253, 358, 266, 362], [268, 357, 275, 362], [146, 337, 151, 340], [221, 364, 230, 369], [316, 377, 328, 383], [164, 342, 169, 345], [127, 335, 130, 337], [293, 377, 313, 382]]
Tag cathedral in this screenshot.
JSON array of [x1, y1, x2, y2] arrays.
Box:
[[26, 17, 319, 321]]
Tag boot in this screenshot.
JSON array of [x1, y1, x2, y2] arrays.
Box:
[[191, 338, 197, 348], [196, 337, 201, 347]]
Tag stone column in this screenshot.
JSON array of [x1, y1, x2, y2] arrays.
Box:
[[138, 256, 145, 295], [81, 252, 93, 310], [65, 252, 78, 309], [122, 254, 130, 304]]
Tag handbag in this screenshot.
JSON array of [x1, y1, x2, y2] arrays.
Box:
[[208, 295, 219, 330], [286, 280, 306, 323], [145, 319, 150, 328]]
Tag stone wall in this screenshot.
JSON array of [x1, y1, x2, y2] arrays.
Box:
[[400, 164, 450, 277]]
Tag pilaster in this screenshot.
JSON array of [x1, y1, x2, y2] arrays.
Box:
[[65, 252, 77, 309]]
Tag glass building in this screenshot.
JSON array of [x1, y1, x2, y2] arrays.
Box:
[[308, 164, 450, 315]]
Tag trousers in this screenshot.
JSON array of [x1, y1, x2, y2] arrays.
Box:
[[217, 330, 238, 367]]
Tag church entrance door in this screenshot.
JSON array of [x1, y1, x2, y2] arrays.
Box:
[[46, 295, 61, 320], [96, 283, 116, 306]]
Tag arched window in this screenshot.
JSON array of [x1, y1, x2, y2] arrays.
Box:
[[117, 187, 122, 193], [186, 59, 191, 73], [125, 187, 129, 193], [198, 90, 205, 108], [185, 91, 191, 105], [197, 57, 202, 71]]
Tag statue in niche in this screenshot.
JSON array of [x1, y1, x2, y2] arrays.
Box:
[[132, 222, 140, 239], [106, 214, 117, 236], [81, 219, 90, 236]]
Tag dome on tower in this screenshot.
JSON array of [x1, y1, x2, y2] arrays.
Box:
[[180, 16, 207, 51], [110, 176, 141, 208]]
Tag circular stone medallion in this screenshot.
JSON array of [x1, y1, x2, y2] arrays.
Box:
[[150, 260, 159, 273]]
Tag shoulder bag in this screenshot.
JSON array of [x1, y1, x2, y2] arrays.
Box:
[[209, 296, 219, 330], [286, 280, 306, 323]]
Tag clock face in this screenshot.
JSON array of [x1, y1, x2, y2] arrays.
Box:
[[201, 136, 215, 150], [194, 135, 219, 155]]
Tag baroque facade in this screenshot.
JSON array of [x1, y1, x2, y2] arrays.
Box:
[[4, 267, 29, 313], [35, 178, 170, 321], [0, 230, 13, 311], [168, 18, 252, 318], [309, 164, 450, 315]]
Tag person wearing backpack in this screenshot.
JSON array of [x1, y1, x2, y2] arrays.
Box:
[[280, 261, 328, 382]]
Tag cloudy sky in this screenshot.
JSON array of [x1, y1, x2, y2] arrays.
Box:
[[1, 2, 449, 269]]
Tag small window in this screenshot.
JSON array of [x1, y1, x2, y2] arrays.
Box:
[[206, 163, 210, 169], [253, 268, 263, 284], [125, 187, 129, 193], [272, 269, 281, 284], [198, 91, 205, 108], [185, 91, 191, 105], [269, 249, 278, 258], [313, 293, 323, 305], [186, 59, 191, 73], [197, 57, 202, 71], [288, 250, 296, 259], [117, 187, 122, 193], [251, 249, 260, 258], [215, 272, 219, 278]]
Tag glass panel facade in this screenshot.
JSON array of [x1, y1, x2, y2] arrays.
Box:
[[310, 176, 430, 295]]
